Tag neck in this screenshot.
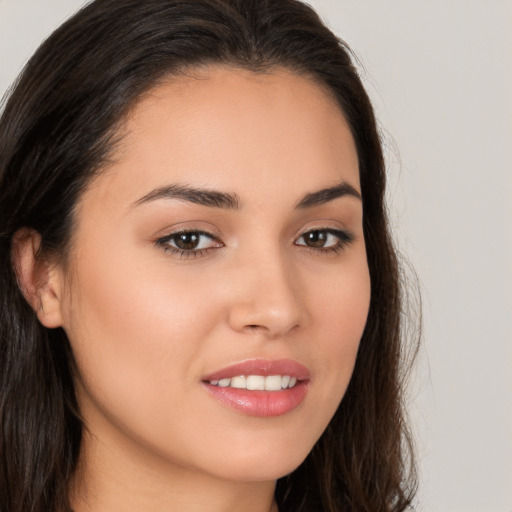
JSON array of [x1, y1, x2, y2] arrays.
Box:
[[69, 428, 278, 512]]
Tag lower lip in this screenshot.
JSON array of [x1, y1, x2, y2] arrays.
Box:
[[203, 381, 309, 417]]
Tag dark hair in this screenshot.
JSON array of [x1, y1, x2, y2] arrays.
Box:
[[0, 1, 418, 511]]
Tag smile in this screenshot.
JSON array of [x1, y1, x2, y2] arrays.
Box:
[[203, 359, 310, 417], [208, 375, 298, 390]]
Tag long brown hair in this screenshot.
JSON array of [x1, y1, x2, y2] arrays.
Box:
[[0, 1, 418, 511]]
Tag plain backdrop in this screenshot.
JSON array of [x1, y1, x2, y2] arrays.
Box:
[[1, 1, 511, 511]]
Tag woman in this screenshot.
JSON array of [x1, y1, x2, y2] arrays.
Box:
[[0, 0, 417, 511]]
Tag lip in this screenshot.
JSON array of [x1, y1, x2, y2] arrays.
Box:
[[202, 359, 310, 417], [203, 358, 310, 381]]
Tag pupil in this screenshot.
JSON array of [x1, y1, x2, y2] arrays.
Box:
[[306, 231, 326, 248], [175, 233, 199, 250]]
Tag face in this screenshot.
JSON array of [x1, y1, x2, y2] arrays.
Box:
[[56, 67, 371, 483]]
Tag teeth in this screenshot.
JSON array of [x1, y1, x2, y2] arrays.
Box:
[[230, 376, 246, 388], [264, 375, 282, 391], [247, 375, 265, 390], [208, 375, 298, 390]]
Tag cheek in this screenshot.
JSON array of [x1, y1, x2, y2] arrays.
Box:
[[60, 246, 223, 426], [64, 240, 219, 350], [315, 252, 371, 335], [310, 256, 371, 403]]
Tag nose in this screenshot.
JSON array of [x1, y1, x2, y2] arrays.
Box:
[[227, 252, 308, 339]]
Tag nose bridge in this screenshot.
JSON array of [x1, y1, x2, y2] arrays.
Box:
[[228, 244, 306, 337]]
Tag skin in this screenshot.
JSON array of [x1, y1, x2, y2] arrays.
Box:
[[16, 67, 371, 512]]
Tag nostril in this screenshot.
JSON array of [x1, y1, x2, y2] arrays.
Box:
[[245, 324, 264, 332]]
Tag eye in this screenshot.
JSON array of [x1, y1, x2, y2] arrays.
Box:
[[156, 230, 223, 257], [295, 228, 353, 252]]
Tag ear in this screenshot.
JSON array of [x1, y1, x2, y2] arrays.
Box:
[[11, 228, 64, 328]]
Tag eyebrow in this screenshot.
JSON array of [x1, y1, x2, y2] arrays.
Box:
[[133, 184, 241, 209], [295, 182, 361, 208], [132, 180, 361, 210]]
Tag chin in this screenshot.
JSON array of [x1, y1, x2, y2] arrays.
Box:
[[199, 437, 313, 483], [213, 461, 304, 483]]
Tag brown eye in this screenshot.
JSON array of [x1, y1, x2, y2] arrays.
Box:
[[157, 230, 222, 255], [303, 230, 329, 248], [174, 232, 201, 250], [296, 229, 353, 252]]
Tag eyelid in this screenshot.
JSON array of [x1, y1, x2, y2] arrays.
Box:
[[155, 228, 224, 258], [152, 219, 223, 239], [294, 227, 354, 252], [163, 229, 220, 245]]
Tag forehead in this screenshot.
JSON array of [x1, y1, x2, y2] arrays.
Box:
[[83, 66, 360, 210]]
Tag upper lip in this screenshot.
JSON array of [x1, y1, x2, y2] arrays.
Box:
[[203, 358, 310, 382]]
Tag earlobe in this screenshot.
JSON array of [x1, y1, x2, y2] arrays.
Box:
[[11, 228, 64, 328]]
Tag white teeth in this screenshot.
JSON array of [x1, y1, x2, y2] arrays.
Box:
[[230, 376, 246, 388], [246, 375, 265, 390], [264, 375, 282, 391], [209, 375, 299, 390]]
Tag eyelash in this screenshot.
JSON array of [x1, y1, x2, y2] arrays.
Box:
[[296, 228, 354, 255], [156, 228, 354, 259], [156, 230, 222, 259]]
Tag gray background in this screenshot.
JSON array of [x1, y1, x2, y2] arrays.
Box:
[[1, 1, 511, 511]]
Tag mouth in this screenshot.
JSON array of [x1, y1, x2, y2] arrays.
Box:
[[207, 374, 299, 390], [202, 359, 310, 417]]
